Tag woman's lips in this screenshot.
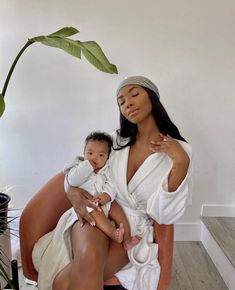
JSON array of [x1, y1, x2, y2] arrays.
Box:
[[128, 109, 138, 118]]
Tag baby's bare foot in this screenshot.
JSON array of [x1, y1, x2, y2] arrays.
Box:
[[113, 223, 125, 243], [124, 235, 142, 251]]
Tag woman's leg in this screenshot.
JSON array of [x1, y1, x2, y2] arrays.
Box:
[[53, 221, 109, 290], [52, 263, 71, 290], [103, 240, 129, 282]]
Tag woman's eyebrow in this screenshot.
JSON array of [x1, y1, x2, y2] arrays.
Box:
[[128, 86, 138, 93], [117, 86, 139, 99]]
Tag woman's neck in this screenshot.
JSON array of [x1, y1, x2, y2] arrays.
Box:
[[136, 117, 161, 143]]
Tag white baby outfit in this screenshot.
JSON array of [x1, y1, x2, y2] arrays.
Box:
[[64, 157, 116, 216]]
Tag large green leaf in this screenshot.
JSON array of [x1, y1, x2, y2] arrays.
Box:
[[80, 41, 118, 74], [0, 94, 5, 117], [47, 26, 79, 38], [29, 36, 81, 59], [0, 26, 118, 118]]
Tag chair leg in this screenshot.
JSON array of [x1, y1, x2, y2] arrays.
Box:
[[11, 260, 19, 290], [3, 260, 19, 290]]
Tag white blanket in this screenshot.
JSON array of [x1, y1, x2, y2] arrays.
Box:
[[32, 209, 75, 290]]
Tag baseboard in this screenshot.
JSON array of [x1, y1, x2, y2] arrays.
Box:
[[201, 223, 235, 290], [201, 204, 235, 217], [174, 222, 201, 241]]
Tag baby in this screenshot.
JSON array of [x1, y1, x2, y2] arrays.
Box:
[[64, 131, 140, 249]]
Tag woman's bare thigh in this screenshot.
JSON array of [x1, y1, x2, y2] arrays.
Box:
[[71, 221, 109, 263], [104, 240, 129, 281], [54, 222, 111, 290], [53, 221, 128, 289]]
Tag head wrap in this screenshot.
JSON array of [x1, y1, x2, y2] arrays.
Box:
[[116, 76, 160, 99]]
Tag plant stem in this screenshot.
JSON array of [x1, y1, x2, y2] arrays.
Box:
[[1, 40, 34, 98]]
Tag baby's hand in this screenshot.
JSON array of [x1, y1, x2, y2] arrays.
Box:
[[88, 160, 101, 173], [88, 160, 97, 170], [95, 192, 111, 205]]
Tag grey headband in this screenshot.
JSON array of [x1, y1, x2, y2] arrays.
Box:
[[116, 76, 160, 99]]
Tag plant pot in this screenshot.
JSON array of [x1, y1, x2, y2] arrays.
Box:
[[0, 193, 11, 235], [0, 193, 12, 289]]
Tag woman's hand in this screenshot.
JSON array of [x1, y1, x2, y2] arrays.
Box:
[[149, 134, 189, 166], [149, 134, 190, 192], [66, 186, 101, 226]]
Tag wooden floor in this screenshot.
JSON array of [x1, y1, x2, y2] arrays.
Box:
[[170, 241, 228, 290], [201, 216, 235, 268], [18, 242, 228, 290]]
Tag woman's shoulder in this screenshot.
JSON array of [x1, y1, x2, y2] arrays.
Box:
[[177, 139, 192, 158]]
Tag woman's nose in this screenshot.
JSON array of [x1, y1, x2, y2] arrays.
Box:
[[126, 99, 133, 108]]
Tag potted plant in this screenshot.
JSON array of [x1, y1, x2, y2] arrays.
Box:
[[0, 26, 118, 288], [0, 191, 14, 289]]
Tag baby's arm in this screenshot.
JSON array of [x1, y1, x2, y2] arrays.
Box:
[[66, 160, 94, 187]]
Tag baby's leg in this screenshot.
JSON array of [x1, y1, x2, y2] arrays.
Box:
[[108, 201, 141, 250], [91, 210, 124, 243]]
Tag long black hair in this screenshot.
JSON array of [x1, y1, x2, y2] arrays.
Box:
[[114, 87, 187, 150]]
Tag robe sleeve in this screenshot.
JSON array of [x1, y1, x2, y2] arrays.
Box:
[[146, 142, 193, 225], [63, 159, 94, 192]]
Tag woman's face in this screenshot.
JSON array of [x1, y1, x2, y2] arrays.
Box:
[[117, 85, 152, 124]]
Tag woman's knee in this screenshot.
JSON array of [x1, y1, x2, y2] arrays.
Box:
[[72, 223, 109, 268], [78, 243, 107, 265]]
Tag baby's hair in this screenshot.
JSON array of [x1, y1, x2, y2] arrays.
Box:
[[85, 131, 113, 154]]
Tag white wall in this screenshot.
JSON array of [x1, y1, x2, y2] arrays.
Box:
[[0, 0, 235, 223]]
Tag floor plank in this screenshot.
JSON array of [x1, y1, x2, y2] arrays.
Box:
[[170, 241, 228, 290]]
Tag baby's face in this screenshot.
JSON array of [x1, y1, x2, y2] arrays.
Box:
[[84, 140, 110, 171]]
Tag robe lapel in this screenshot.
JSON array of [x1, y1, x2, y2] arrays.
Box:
[[127, 153, 166, 194]]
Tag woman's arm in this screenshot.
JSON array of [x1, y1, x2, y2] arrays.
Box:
[[154, 222, 174, 290], [148, 137, 192, 224]]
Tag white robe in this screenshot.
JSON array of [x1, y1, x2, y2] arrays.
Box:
[[32, 135, 192, 290], [108, 136, 192, 290]]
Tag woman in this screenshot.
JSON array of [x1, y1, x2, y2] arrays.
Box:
[[20, 76, 192, 290]]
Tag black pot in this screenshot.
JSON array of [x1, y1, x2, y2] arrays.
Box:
[[0, 192, 11, 235]]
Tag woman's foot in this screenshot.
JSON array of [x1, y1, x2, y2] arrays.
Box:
[[123, 235, 141, 251], [113, 223, 125, 243]]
